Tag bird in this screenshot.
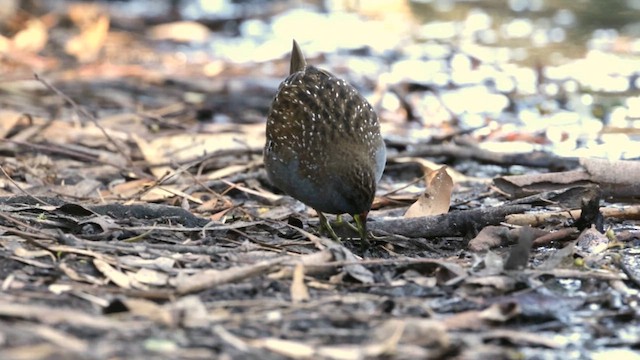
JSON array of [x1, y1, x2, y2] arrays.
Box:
[[264, 40, 386, 241]]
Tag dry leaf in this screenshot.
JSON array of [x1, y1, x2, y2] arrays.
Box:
[[68, 3, 103, 26], [93, 258, 131, 289], [405, 166, 453, 218], [148, 21, 210, 43], [0, 110, 23, 138], [468, 226, 511, 252], [479, 302, 521, 322], [131, 134, 174, 179], [133, 268, 169, 286], [580, 157, 640, 185], [12, 18, 48, 53], [270, 250, 334, 279], [399, 318, 449, 348], [251, 338, 315, 358], [210, 207, 233, 221], [118, 255, 176, 271], [290, 263, 310, 303], [576, 226, 609, 255], [205, 162, 263, 181], [465, 275, 516, 291], [13, 247, 53, 259], [0, 34, 9, 53], [536, 242, 576, 270], [171, 296, 210, 328], [122, 298, 173, 326], [65, 13, 109, 62], [105, 178, 155, 198], [394, 157, 469, 183], [59, 262, 105, 285], [443, 303, 519, 330]]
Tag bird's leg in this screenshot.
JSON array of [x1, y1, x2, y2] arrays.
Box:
[[318, 211, 340, 242], [353, 212, 371, 246], [341, 216, 362, 237], [338, 213, 370, 241]]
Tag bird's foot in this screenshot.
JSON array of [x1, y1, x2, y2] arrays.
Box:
[[318, 212, 341, 242]]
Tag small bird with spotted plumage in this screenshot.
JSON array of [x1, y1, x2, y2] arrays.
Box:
[[264, 40, 386, 241]]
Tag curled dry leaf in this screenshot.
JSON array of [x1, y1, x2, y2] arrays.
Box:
[[405, 166, 453, 218]]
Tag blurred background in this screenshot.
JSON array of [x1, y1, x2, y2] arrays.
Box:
[[2, 0, 640, 161]]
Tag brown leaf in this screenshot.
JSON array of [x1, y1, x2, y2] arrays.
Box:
[[405, 166, 453, 218], [468, 225, 511, 252]]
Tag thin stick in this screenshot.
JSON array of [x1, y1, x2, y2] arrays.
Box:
[[33, 73, 135, 170]]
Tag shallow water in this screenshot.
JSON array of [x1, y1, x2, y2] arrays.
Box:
[[101, 0, 640, 160]]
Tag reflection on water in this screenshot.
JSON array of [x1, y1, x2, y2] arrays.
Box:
[[103, 0, 640, 159], [411, 0, 640, 66]]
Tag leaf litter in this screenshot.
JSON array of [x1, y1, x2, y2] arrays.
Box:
[[0, 1, 639, 359]]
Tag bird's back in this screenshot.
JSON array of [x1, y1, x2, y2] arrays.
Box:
[[264, 41, 386, 215]]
